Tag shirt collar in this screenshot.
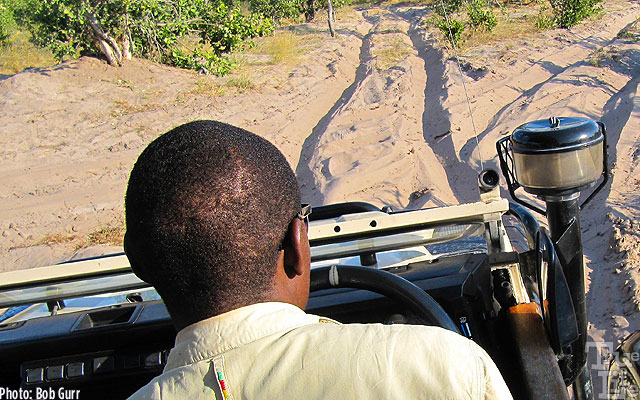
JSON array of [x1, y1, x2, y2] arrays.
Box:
[[165, 302, 320, 371]]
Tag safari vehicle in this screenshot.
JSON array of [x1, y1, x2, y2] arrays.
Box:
[[0, 117, 611, 399]]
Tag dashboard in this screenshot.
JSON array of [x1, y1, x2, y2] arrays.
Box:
[[0, 252, 510, 399]]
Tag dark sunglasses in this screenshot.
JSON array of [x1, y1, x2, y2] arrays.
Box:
[[277, 204, 312, 251]]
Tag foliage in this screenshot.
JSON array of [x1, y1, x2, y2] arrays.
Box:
[[0, 1, 17, 44], [548, 0, 602, 28], [535, 5, 554, 30], [249, 0, 303, 21], [437, 17, 465, 48], [435, 0, 464, 16], [467, 0, 497, 31], [2, 0, 29, 25], [8, 0, 273, 75], [248, 0, 349, 23]]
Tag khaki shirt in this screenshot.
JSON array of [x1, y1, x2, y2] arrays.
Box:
[[129, 302, 513, 399]]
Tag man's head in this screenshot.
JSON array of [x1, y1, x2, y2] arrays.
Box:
[[125, 120, 310, 329]]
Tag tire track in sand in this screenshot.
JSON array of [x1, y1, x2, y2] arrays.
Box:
[[297, 8, 457, 208], [392, 5, 480, 204], [295, 13, 377, 205]]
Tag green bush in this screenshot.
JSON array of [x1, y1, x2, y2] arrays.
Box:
[[0, 2, 17, 45], [435, 0, 464, 16], [438, 17, 465, 48], [467, 0, 497, 31], [20, 0, 273, 75], [535, 5, 554, 30], [249, 0, 303, 21], [549, 0, 602, 28]]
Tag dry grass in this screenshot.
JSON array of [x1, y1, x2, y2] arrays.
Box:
[[37, 233, 77, 246], [84, 225, 124, 247], [261, 32, 302, 64], [246, 31, 322, 67], [111, 99, 160, 117], [10, 224, 125, 251], [0, 30, 57, 76], [225, 72, 256, 92], [336, 5, 362, 22], [385, 0, 425, 6], [187, 78, 226, 96], [87, 225, 124, 246], [373, 36, 412, 70]]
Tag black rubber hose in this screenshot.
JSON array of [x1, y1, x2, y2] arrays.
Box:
[[507, 202, 540, 249], [309, 202, 381, 221], [310, 265, 460, 333]]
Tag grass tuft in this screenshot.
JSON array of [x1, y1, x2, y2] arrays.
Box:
[[617, 19, 640, 43], [460, 11, 540, 50], [188, 78, 226, 96], [263, 32, 301, 64], [225, 72, 256, 92], [373, 37, 412, 70], [588, 46, 624, 67], [111, 100, 160, 117], [83, 225, 124, 248], [37, 233, 77, 246]]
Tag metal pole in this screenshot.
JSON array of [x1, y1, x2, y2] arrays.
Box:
[[545, 196, 593, 400]]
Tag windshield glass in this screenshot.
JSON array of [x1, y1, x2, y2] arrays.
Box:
[[0, 232, 487, 324]]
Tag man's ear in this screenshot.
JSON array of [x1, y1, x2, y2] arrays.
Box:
[[282, 218, 308, 278], [124, 232, 153, 284]]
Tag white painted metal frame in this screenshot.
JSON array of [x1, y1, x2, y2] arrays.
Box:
[[0, 199, 509, 308]]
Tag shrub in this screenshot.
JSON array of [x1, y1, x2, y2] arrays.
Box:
[[467, 0, 497, 31], [438, 17, 465, 48], [21, 0, 273, 75], [249, 0, 303, 21], [535, 5, 555, 30], [0, 2, 17, 45], [435, 0, 464, 16], [549, 0, 602, 28]]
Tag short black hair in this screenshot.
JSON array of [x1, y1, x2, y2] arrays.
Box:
[[125, 120, 300, 322]]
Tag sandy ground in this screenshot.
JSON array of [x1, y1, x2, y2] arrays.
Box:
[[2, 0, 640, 394]]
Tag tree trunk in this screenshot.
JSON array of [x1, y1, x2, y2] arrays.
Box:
[[121, 34, 132, 61], [122, 15, 133, 60], [305, 0, 315, 22], [85, 11, 122, 66], [94, 37, 119, 66], [327, 0, 335, 37]]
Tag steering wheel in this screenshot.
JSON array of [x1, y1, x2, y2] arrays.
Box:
[[310, 265, 460, 333]]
